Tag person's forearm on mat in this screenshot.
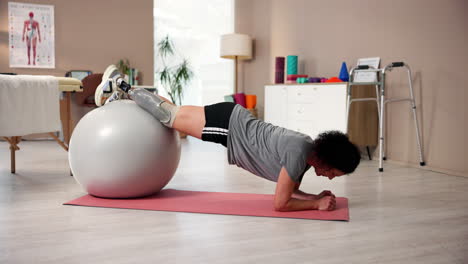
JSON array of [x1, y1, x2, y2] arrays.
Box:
[[277, 197, 320, 211], [274, 167, 335, 212], [277, 195, 336, 212], [292, 189, 335, 200], [291, 189, 318, 200]]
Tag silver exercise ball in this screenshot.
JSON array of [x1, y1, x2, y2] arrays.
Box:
[[69, 100, 181, 198]]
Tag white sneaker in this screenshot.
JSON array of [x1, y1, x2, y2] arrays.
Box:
[[95, 65, 124, 106], [104, 91, 124, 105]]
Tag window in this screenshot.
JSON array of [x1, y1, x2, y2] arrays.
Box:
[[154, 0, 234, 106]]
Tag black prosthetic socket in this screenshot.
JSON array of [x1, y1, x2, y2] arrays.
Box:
[[117, 79, 132, 93]]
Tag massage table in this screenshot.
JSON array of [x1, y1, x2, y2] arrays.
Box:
[[0, 75, 83, 173]]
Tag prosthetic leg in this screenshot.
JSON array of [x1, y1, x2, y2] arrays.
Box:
[[94, 65, 179, 127]]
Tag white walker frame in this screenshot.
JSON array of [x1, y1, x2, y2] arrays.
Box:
[[345, 62, 425, 172]]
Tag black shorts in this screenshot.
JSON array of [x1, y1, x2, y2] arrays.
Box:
[[201, 102, 236, 147]]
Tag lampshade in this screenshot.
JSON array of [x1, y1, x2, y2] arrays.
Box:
[[220, 33, 252, 60]]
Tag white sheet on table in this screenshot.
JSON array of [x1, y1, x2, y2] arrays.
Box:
[[0, 75, 60, 137]]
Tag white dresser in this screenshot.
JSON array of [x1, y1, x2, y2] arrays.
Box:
[[264, 83, 347, 139]]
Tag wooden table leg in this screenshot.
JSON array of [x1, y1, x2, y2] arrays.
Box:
[[65, 92, 73, 176], [10, 138, 15, 174], [49, 132, 68, 151], [4, 136, 21, 174], [66, 92, 72, 145]]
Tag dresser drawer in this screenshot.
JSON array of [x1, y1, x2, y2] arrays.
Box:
[[287, 103, 319, 121], [287, 118, 345, 139], [265, 83, 347, 139], [287, 84, 347, 104], [287, 85, 322, 104], [287, 120, 321, 138]]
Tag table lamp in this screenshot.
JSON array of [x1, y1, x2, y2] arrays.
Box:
[[220, 33, 252, 94]]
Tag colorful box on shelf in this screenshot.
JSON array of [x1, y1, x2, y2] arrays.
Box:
[[286, 74, 308, 81], [227, 93, 257, 109], [286, 74, 308, 83], [287, 55, 298, 75], [308, 77, 322, 83], [275, 56, 285, 84], [224, 94, 235, 103], [245, 94, 257, 109], [325, 76, 343, 83], [275, 71, 284, 84], [234, 93, 247, 107]]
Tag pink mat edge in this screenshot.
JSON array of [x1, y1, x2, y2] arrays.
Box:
[[63, 189, 350, 222]]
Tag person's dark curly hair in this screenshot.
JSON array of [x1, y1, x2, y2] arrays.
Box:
[[311, 131, 361, 174]]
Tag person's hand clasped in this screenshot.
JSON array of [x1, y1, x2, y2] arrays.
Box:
[[317, 195, 336, 211]]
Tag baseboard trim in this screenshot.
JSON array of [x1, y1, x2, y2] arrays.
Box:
[[383, 159, 468, 178]]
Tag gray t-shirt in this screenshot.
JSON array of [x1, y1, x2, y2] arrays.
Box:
[[227, 105, 313, 183]]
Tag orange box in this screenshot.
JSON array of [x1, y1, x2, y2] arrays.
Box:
[[245, 94, 257, 109]]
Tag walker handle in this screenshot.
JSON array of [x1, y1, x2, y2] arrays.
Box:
[[391, 62, 404, 67], [357, 65, 369, 70]]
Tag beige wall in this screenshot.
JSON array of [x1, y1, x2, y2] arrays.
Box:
[[236, 0, 468, 176], [0, 0, 153, 83], [0, 0, 153, 129]]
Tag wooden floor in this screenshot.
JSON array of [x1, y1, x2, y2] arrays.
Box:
[[1, 138, 467, 264]]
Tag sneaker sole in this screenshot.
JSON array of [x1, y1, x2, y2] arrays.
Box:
[[95, 65, 119, 106]]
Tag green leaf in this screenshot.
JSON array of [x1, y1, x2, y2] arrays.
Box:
[[116, 58, 130, 73], [158, 67, 171, 84], [157, 35, 174, 58], [155, 36, 194, 105], [178, 60, 193, 83]]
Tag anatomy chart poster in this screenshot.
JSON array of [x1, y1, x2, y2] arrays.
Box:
[[8, 2, 55, 68]]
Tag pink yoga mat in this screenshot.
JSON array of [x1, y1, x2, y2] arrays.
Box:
[[64, 189, 349, 221]]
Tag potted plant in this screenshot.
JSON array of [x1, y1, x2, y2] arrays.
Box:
[[155, 36, 193, 138], [155, 36, 194, 106], [116, 58, 130, 81]]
